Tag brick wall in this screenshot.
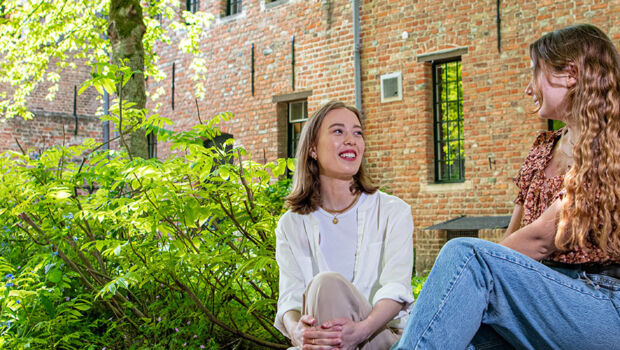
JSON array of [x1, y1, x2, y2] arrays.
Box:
[[150, 0, 620, 273], [0, 60, 104, 153], [0, 111, 104, 154]]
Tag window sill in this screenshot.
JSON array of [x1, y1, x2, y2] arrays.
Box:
[[420, 180, 472, 193], [265, 0, 289, 9], [218, 11, 244, 24]]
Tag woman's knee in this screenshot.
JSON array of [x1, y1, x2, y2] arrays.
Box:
[[311, 271, 348, 287], [439, 237, 479, 257]]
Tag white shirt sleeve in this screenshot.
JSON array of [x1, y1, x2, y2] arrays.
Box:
[[372, 200, 415, 318], [273, 214, 306, 338]]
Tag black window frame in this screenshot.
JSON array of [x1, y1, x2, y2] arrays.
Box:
[[432, 58, 465, 183], [226, 0, 242, 16], [147, 133, 157, 159], [185, 0, 199, 13], [287, 100, 308, 159]]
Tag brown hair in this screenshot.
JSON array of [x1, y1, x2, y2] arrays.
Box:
[[285, 101, 378, 214], [530, 24, 620, 255]]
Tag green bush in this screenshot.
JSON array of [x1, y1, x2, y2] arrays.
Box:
[[0, 114, 293, 348]]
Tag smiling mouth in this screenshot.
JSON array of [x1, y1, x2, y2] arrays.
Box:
[[339, 151, 357, 160]]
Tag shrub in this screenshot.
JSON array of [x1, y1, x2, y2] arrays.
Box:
[[0, 114, 293, 348]]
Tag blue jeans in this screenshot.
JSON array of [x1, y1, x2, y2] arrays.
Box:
[[393, 238, 620, 350]]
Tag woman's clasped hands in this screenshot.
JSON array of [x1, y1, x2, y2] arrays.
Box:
[[294, 315, 369, 350]]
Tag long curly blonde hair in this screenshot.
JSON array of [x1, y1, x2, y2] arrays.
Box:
[[531, 24, 620, 255]]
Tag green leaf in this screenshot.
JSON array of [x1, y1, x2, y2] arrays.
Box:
[[287, 158, 296, 171], [73, 303, 91, 311], [40, 295, 56, 318], [47, 269, 63, 284]]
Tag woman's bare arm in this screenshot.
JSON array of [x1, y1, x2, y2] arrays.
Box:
[[504, 204, 524, 237], [500, 200, 560, 260]]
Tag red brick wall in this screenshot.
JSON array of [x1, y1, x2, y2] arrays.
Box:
[[359, 0, 620, 272], [0, 60, 103, 153], [149, 0, 360, 160], [0, 111, 104, 154], [150, 0, 620, 273]]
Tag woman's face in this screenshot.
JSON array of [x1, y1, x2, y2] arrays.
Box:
[[311, 108, 365, 180], [525, 59, 575, 121]]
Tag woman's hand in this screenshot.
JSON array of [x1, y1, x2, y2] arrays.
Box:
[[292, 315, 343, 349], [319, 318, 367, 350]]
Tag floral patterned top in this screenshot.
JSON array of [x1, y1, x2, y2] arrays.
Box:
[[513, 129, 619, 264]]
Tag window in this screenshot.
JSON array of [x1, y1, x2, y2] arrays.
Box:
[[287, 100, 308, 158], [433, 59, 465, 183], [225, 0, 242, 16], [147, 133, 157, 159], [184, 0, 199, 13]]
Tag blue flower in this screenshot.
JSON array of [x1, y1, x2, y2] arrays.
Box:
[[15, 300, 19, 304], [73, 236, 78, 241], [6, 321, 11, 326], [5, 273, 14, 280], [6, 282, 13, 288], [64, 213, 74, 220]]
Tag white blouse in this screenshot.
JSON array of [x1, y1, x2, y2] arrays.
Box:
[[313, 193, 367, 281], [274, 191, 415, 338]]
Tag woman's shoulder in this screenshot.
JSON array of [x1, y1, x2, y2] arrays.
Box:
[[520, 129, 562, 166], [277, 209, 304, 226], [370, 190, 411, 210]]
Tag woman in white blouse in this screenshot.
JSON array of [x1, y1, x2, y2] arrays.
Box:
[[274, 101, 414, 350]]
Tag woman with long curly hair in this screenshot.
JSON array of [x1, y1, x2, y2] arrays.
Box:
[[275, 101, 414, 349], [394, 24, 620, 349]]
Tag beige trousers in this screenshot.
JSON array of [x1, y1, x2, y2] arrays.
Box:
[[301, 272, 400, 350]]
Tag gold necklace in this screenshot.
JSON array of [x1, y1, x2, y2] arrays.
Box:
[[320, 193, 360, 224]]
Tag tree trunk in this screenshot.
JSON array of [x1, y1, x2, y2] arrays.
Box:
[[108, 0, 149, 159]]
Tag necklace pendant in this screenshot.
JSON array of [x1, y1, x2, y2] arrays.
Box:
[[332, 217, 338, 224]]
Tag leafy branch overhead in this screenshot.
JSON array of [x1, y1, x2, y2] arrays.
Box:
[[0, 0, 213, 121]]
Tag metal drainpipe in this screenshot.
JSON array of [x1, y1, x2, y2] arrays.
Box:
[[353, 0, 362, 113]]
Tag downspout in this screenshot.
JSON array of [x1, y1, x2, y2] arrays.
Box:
[[353, 0, 362, 113]]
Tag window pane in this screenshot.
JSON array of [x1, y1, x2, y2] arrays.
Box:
[[287, 100, 308, 159], [433, 60, 464, 182], [227, 0, 242, 15]]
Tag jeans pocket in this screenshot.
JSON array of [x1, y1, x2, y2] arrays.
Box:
[[586, 273, 620, 292]]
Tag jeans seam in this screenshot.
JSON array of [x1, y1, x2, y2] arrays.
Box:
[[415, 250, 478, 349], [480, 249, 611, 301]]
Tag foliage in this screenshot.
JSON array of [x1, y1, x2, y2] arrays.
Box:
[[0, 0, 213, 120], [411, 275, 427, 300], [0, 117, 295, 348]]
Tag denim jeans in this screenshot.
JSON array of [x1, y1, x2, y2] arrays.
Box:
[[393, 238, 620, 350]]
